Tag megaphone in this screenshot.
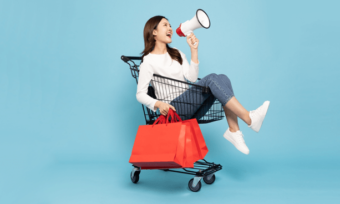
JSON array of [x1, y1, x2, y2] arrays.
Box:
[[176, 9, 210, 45]]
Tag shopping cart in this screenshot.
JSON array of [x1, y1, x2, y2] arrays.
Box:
[[121, 55, 225, 192]]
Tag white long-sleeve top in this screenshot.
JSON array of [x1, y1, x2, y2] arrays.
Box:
[[136, 47, 199, 112]]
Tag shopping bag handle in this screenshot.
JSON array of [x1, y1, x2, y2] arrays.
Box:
[[166, 109, 182, 124], [152, 115, 166, 127], [152, 109, 182, 127]]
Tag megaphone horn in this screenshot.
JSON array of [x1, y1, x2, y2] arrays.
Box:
[[176, 9, 211, 44]]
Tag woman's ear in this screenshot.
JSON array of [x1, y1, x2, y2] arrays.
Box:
[[152, 30, 158, 41]]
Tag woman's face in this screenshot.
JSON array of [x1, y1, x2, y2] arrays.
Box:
[[153, 18, 173, 44]]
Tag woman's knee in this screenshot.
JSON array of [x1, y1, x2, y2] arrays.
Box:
[[218, 74, 231, 83], [205, 73, 232, 85], [201, 73, 218, 83]]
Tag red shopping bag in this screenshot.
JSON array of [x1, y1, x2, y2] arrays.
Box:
[[187, 118, 209, 159], [129, 111, 186, 169], [161, 110, 209, 167], [181, 119, 209, 167], [129, 109, 208, 169]]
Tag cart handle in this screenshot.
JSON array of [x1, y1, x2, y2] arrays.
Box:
[[121, 55, 142, 63]]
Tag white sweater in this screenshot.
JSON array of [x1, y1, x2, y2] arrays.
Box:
[[136, 47, 199, 112]]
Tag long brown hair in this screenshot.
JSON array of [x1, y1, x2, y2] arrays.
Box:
[[140, 15, 183, 65]]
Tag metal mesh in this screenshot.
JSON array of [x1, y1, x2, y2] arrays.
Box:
[[121, 55, 224, 125]]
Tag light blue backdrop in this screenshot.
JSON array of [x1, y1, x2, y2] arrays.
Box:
[[1, 0, 339, 203]]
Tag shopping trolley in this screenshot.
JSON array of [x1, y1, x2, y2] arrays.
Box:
[[121, 55, 225, 192]]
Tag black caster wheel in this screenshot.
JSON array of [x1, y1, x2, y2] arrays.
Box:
[[203, 174, 215, 184], [188, 178, 201, 192], [131, 170, 140, 184]]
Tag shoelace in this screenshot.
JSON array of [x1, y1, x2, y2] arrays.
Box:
[[236, 134, 245, 143], [231, 131, 245, 143]]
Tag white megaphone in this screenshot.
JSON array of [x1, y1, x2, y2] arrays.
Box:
[[176, 9, 211, 46]]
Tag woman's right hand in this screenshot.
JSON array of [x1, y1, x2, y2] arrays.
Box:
[[155, 101, 176, 116]]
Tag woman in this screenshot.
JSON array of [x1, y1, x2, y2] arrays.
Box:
[[136, 16, 270, 155]]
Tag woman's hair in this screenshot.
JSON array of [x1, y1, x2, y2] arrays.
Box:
[[140, 15, 183, 65]]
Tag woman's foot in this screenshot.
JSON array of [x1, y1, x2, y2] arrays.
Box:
[[223, 128, 249, 155], [248, 101, 270, 132]]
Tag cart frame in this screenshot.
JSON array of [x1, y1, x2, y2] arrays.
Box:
[[122, 55, 224, 192]]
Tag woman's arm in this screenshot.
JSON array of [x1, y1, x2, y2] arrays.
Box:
[[177, 49, 199, 83], [190, 48, 198, 64], [136, 62, 159, 112], [136, 62, 177, 115], [187, 33, 199, 64]]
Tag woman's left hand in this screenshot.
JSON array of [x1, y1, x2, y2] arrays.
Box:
[[187, 33, 199, 49]]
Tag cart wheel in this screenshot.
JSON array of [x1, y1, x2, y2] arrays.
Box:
[[131, 170, 140, 184], [203, 174, 215, 184], [188, 178, 201, 192]]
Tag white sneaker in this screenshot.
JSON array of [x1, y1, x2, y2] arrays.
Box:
[[248, 101, 270, 133], [223, 128, 249, 155]]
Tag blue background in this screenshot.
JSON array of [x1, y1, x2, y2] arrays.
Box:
[[1, 0, 339, 203]]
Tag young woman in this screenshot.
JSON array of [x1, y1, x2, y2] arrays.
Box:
[[136, 16, 270, 155]]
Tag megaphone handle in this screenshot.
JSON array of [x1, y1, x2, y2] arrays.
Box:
[[187, 31, 197, 46], [186, 31, 197, 46]]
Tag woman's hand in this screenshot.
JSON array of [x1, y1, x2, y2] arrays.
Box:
[[154, 101, 176, 116], [187, 33, 199, 49]]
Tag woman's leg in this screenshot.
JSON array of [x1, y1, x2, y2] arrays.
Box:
[[198, 73, 251, 127], [211, 74, 269, 134], [224, 96, 251, 127], [170, 84, 210, 120], [194, 73, 249, 154], [170, 73, 251, 127], [223, 104, 240, 132]]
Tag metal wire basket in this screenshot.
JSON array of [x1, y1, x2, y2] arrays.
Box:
[[121, 55, 224, 124]]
